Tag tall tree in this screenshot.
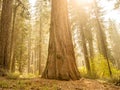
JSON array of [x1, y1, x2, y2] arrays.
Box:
[[0, 0, 13, 70], [9, 1, 21, 72], [38, 13, 42, 75], [108, 20, 120, 69], [71, 0, 92, 75], [80, 25, 91, 75], [93, 0, 112, 77], [42, 0, 80, 80]]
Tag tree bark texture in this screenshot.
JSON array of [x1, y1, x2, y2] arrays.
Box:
[[9, 3, 19, 72], [0, 0, 13, 70], [42, 0, 80, 80]]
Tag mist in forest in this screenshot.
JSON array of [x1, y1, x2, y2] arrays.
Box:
[[0, 0, 120, 89]]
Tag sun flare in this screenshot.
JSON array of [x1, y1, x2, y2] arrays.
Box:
[[29, 0, 36, 16], [75, 0, 120, 23], [75, 0, 93, 5], [29, 0, 36, 6]]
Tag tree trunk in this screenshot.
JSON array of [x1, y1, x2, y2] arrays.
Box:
[[0, 0, 13, 70], [93, 0, 112, 77], [87, 29, 95, 74], [19, 33, 24, 74], [42, 0, 80, 80], [108, 20, 120, 69], [28, 27, 31, 73], [11, 55, 15, 72], [38, 17, 42, 75], [80, 26, 91, 75], [9, 3, 20, 72]]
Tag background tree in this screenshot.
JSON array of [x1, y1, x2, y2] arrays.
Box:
[[93, 0, 112, 77], [0, 0, 13, 71], [108, 20, 120, 69]]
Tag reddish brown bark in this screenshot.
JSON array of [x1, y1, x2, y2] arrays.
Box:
[[0, 0, 13, 70], [42, 0, 80, 80]]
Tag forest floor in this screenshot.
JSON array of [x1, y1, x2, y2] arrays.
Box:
[[0, 77, 120, 90]]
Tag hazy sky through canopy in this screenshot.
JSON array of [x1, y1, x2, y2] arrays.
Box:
[[100, 0, 120, 23], [29, 0, 120, 23], [1, 0, 120, 89]]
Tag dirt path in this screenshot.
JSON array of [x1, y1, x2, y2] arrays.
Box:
[[31, 78, 120, 90], [0, 77, 119, 90]]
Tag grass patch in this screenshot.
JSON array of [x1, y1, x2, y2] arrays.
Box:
[[16, 80, 27, 89], [0, 80, 9, 88], [6, 72, 20, 80]]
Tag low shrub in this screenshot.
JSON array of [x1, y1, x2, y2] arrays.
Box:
[[0, 81, 9, 88], [6, 72, 20, 80]]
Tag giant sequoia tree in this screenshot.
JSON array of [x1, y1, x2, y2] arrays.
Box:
[[42, 0, 80, 80]]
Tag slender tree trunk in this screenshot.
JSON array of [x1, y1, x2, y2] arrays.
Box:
[[87, 30, 94, 60], [0, 0, 13, 70], [31, 52, 34, 73], [88, 39, 95, 72], [93, 0, 112, 77], [87, 29, 95, 74], [80, 26, 91, 75], [42, 0, 80, 80], [11, 54, 15, 72], [9, 3, 20, 72], [19, 33, 24, 74], [96, 18, 112, 77], [38, 15, 42, 75], [108, 21, 120, 69], [34, 45, 37, 74], [28, 27, 31, 73]]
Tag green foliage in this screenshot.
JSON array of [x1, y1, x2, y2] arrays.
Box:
[[6, 72, 20, 80], [110, 76, 120, 84], [42, 86, 49, 90], [0, 81, 9, 88], [93, 54, 110, 79], [79, 54, 120, 81], [78, 67, 87, 77], [17, 80, 27, 89], [92, 54, 120, 79], [109, 69, 120, 85], [40, 85, 57, 90], [52, 85, 57, 90], [78, 66, 98, 79], [0, 68, 7, 76], [19, 73, 36, 78]]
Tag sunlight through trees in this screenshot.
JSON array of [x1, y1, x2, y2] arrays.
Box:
[[0, 0, 120, 85]]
